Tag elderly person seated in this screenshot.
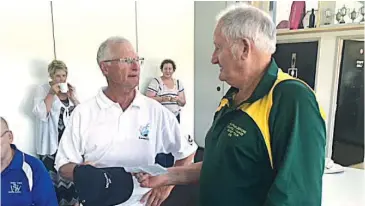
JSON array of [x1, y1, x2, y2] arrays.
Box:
[[1, 117, 57, 206]]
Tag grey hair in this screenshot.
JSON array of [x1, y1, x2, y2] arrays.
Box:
[[216, 3, 277, 54], [96, 36, 131, 66], [0, 116, 9, 131]]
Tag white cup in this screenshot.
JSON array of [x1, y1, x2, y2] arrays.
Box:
[[59, 83, 68, 93]]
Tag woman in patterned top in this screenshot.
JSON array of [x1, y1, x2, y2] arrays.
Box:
[[32, 60, 80, 206], [146, 59, 186, 168]]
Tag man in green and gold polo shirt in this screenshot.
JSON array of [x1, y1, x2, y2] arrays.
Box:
[[135, 3, 326, 206]]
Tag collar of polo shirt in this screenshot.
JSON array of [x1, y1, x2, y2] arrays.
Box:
[[96, 87, 144, 109]]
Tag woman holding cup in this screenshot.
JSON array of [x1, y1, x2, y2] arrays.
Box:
[[32, 59, 80, 206]]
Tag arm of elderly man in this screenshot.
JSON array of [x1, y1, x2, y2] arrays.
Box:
[[264, 80, 326, 206]]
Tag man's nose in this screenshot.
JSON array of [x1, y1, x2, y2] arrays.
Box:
[[211, 54, 218, 64], [131, 62, 140, 71]]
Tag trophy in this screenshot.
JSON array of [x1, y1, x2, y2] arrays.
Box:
[[360, 6, 365, 22], [324, 9, 333, 25], [339, 5, 350, 24], [349, 9, 358, 23], [336, 10, 342, 24]]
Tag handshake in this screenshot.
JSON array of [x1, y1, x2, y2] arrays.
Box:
[[127, 164, 173, 188]]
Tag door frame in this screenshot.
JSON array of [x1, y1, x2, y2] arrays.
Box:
[[326, 35, 364, 160]]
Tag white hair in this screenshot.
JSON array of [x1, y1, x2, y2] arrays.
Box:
[[96, 36, 130, 66], [216, 3, 277, 54]]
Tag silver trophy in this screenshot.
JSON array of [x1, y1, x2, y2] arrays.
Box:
[[339, 5, 350, 24], [336, 10, 342, 24], [349, 9, 358, 22]]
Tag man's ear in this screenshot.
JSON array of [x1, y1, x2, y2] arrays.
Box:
[[240, 38, 251, 60], [8, 131, 14, 143], [100, 62, 109, 76]]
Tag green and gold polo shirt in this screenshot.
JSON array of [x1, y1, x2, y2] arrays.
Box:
[[199, 59, 326, 206]]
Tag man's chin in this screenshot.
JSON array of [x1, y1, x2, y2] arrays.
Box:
[[218, 74, 226, 82], [128, 81, 139, 89]]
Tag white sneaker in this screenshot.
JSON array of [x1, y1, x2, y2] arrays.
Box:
[[324, 158, 344, 174]]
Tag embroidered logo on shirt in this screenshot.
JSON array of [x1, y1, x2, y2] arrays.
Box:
[[8, 182, 22, 194], [139, 124, 150, 140], [226, 123, 246, 137]]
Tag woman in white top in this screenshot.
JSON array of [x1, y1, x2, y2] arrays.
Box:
[[146, 59, 186, 168], [32, 60, 80, 206], [146, 59, 186, 122]]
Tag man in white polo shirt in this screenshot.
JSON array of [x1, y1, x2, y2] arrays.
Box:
[[54, 36, 197, 206]]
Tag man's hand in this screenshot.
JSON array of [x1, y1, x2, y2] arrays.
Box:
[[140, 186, 174, 206], [134, 173, 170, 188]]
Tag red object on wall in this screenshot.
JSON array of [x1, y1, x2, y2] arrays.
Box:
[[289, 1, 306, 30]]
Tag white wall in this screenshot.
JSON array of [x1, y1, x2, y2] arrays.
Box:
[[51, 1, 136, 102], [0, 1, 194, 156], [0, 2, 54, 154], [137, 1, 195, 138], [194, 1, 227, 147]]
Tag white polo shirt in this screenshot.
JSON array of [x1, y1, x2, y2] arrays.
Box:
[[54, 88, 197, 206]]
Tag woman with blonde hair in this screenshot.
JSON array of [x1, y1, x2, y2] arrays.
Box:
[[32, 59, 80, 206]]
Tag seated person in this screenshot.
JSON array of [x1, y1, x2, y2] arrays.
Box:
[[0, 117, 58, 206]]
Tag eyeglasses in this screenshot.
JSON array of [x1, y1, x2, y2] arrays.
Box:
[[0, 130, 11, 138], [102, 57, 144, 65]]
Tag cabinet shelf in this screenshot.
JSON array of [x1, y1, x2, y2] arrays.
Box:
[[277, 24, 364, 36]]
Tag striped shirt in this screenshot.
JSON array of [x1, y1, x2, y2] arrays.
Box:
[[147, 77, 184, 116]]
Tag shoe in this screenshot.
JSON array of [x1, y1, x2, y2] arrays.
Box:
[[324, 158, 344, 174]]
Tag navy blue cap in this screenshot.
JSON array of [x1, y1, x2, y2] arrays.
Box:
[[73, 165, 134, 206]]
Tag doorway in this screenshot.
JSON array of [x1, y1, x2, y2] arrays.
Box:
[[332, 39, 364, 166]]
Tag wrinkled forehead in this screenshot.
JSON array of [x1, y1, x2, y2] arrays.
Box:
[[109, 42, 137, 58], [213, 22, 226, 45]]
